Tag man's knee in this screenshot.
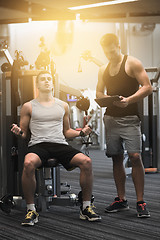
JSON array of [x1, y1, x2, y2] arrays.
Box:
[[23, 159, 34, 171], [23, 154, 41, 173], [80, 155, 92, 170], [129, 153, 142, 167]]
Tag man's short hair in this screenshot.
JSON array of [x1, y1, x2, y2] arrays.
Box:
[[36, 70, 52, 84], [100, 33, 119, 47]]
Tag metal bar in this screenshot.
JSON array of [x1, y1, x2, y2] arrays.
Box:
[[145, 67, 158, 72]]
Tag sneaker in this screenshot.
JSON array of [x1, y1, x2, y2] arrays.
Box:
[[80, 206, 101, 222], [105, 197, 129, 213], [137, 201, 150, 218], [21, 210, 39, 226]]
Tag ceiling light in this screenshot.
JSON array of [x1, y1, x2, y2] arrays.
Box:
[[68, 0, 138, 10], [76, 14, 81, 20]]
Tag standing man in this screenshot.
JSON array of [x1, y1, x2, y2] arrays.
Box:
[[96, 33, 152, 217], [11, 70, 101, 226]]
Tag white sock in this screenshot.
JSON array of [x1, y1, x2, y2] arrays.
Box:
[[83, 201, 91, 210], [27, 204, 36, 212]]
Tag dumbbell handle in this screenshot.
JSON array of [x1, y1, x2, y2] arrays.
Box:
[[11, 124, 23, 136]]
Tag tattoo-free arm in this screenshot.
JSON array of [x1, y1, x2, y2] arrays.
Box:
[[96, 64, 108, 98], [63, 103, 91, 138], [127, 57, 153, 104]]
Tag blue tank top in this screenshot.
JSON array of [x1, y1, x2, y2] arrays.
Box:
[[103, 55, 139, 117]]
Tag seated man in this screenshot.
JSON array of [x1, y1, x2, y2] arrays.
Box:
[[11, 70, 101, 226]]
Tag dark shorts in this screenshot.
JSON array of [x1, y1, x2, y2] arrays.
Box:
[[27, 142, 82, 170]]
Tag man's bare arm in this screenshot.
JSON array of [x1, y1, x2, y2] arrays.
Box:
[[127, 57, 153, 103], [63, 103, 91, 138], [96, 64, 108, 98], [114, 57, 153, 108]]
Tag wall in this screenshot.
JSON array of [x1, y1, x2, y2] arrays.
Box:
[[7, 21, 160, 91], [128, 23, 160, 82], [8, 21, 115, 91]]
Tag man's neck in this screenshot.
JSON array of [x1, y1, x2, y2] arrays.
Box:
[[111, 53, 124, 66], [37, 92, 54, 102]]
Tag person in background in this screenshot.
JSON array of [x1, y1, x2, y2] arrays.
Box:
[[11, 70, 101, 226], [96, 33, 152, 218]]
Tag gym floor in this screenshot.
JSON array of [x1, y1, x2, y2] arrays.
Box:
[[0, 148, 160, 240]]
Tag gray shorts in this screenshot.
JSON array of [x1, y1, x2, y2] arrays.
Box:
[[103, 115, 142, 157]]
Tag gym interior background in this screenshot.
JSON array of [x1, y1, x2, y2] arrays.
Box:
[[0, 1, 160, 239]]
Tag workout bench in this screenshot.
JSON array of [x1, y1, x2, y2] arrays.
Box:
[[0, 158, 78, 213], [35, 158, 77, 212]]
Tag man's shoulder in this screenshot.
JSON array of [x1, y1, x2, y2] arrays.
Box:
[[126, 55, 145, 79], [55, 97, 65, 104], [126, 55, 142, 66], [23, 101, 32, 108], [99, 63, 108, 75], [55, 97, 68, 108], [21, 101, 32, 115], [100, 63, 108, 71], [25, 99, 37, 108]]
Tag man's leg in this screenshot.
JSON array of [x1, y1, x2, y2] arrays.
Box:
[[128, 152, 144, 201], [70, 153, 93, 202], [128, 152, 150, 217], [112, 154, 126, 200], [70, 153, 101, 221], [105, 154, 129, 213], [22, 153, 42, 204], [21, 153, 41, 226]]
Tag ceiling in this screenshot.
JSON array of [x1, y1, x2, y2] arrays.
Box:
[[0, 0, 160, 24]]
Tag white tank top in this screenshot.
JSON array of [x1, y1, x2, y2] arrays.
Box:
[[28, 98, 68, 147]]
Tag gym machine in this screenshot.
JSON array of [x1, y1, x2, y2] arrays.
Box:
[[0, 72, 94, 213], [0, 42, 94, 213], [141, 67, 160, 172]]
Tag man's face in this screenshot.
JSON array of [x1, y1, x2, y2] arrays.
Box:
[[102, 43, 120, 62], [37, 73, 54, 92]]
